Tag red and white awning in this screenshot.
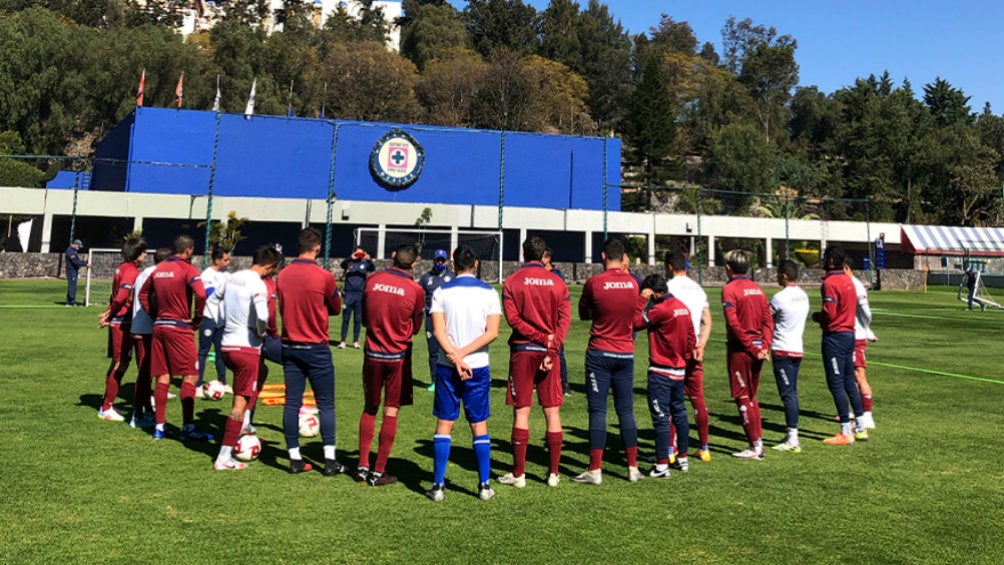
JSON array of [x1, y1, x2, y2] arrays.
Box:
[[900, 224, 1004, 256]]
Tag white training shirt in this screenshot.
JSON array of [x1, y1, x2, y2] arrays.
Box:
[[201, 266, 230, 324], [219, 269, 269, 349], [770, 284, 810, 357], [667, 274, 709, 339], [851, 276, 877, 341], [429, 274, 502, 369], [131, 265, 157, 335]]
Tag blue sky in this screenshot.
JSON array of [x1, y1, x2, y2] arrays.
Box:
[[445, 0, 1004, 114]]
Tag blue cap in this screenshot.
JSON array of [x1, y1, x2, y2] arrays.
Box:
[[434, 249, 448, 260]]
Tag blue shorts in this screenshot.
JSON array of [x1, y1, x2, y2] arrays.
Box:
[[433, 364, 491, 423]]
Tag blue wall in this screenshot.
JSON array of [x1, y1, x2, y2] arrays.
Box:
[[91, 107, 621, 211]]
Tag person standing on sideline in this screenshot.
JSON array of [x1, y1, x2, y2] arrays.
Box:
[[844, 258, 877, 430], [198, 245, 231, 391], [97, 236, 148, 422], [138, 235, 211, 441], [65, 239, 90, 306], [964, 267, 977, 310], [573, 238, 644, 485], [277, 228, 345, 475], [634, 274, 695, 477], [721, 250, 774, 460], [355, 244, 424, 487], [419, 249, 454, 392], [769, 260, 810, 453], [212, 245, 281, 471], [129, 247, 171, 428], [665, 249, 713, 463], [339, 246, 374, 349], [542, 247, 570, 396], [497, 237, 571, 489], [812, 245, 867, 445], [425, 246, 501, 502]]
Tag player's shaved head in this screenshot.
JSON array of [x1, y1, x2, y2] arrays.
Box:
[[602, 238, 626, 263], [452, 245, 477, 273], [779, 260, 799, 282], [298, 228, 322, 254], [665, 249, 687, 274], [393, 244, 418, 269], [154, 247, 172, 264], [173, 235, 194, 254]]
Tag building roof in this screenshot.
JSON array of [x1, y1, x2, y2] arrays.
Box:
[[900, 224, 1004, 256]]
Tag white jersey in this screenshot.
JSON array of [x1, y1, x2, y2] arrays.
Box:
[[770, 284, 810, 357], [220, 269, 269, 349], [851, 276, 877, 341], [430, 274, 502, 369], [131, 265, 157, 335], [201, 267, 230, 324], [667, 274, 709, 338]]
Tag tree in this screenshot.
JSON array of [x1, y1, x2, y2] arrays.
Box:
[[318, 41, 420, 122], [539, 0, 583, 73], [199, 210, 250, 252], [522, 55, 594, 134], [576, 0, 633, 131], [400, 2, 468, 70], [738, 41, 798, 144], [623, 56, 677, 204], [0, 131, 49, 188], [469, 48, 535, 130], [704, 123, 776, 202], [415, 48, 489, 126], [463, 0, 539, 57], [923, 77, 974, 127], [320, 2, 391, 44]]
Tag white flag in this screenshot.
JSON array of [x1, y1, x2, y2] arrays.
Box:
[[212, 75, 220, 112], [244, 78, 256, 118]]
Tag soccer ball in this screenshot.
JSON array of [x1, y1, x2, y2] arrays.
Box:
[[234, 434, 262, 462], [299, 414, 320, 438], [202, 380, 226, 401]]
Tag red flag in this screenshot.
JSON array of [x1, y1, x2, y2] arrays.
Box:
[[175, 73, 184, 109], [136, 69, 145, 107]]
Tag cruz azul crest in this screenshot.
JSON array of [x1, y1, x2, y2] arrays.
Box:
[[370, 129, 425, 190]]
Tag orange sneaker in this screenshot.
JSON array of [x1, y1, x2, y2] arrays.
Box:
[[823, 433, 855, 446]]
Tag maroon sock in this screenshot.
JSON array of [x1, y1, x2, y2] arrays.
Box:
[[736, 398, 756, 445], [862, 394, 873, 412], [154, 381, 169, 424], [134, 372, 152, 417], [180, 381, 196, 426], [374, 415, 398, 474], [750, 398, 763, 442], [669, 421, 677, 452], [545, 431, 563, 475], [691, 395, 710, 446], [588, 448, 604, 471], [358, 412, 376, 469], [512, 428, 530, 477], [625, 445, 638, 468], [102, 370, 123, 412], [223, 416, 242, 448]]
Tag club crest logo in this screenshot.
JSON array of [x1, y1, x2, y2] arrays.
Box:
[[370, 129, 425, 190]]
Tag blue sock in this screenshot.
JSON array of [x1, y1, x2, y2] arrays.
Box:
[[433, 434, 451, 485], [473, 434, 491, 483]]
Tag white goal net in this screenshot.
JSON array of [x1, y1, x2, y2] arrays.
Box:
[[85, 247, 123, 308], [354, 227, 504, 284]]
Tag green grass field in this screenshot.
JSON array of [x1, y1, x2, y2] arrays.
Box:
[[2, 279, 1002, 564]]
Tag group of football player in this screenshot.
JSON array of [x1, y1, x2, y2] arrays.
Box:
[[94, 229, 877, 500]]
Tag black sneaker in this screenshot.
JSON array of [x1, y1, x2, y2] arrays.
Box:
[[425, 484, 445, 502], [289, 459, 313, 474], [367, 472, 398, 487], [354, 466, 370, 483], [322, 459, 346, 476]]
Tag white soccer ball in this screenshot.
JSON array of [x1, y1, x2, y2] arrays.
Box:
[[299, 414, 320, 438], [234, 434, 262, 462], [202, 380, 226, 401]]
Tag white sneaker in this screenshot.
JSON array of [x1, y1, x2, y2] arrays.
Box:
[[223, 384, 234, 395], [571, 469, 602, 485], [167, 391, 177, 399], [732, 447, 765, 460], [299, 406, 319, 416], [242, 423, 258, 435], [98, 408, 125, 422], [425, 484, 445, 502], [859, 412, 876, 429], [214, 458, 248, 471], [546, 473, 560, 487], [671, 457, 689, 472], [496, 472, 526, 488], [337, 342, 347, 350], [478, 482, 496, 500], [627, 466, 644, 482]]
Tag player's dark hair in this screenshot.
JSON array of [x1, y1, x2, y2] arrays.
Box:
[[665, 249, 687, 273], [842, 257, 855, 269], [154, 247, 172, 264], [122, 236, 148, 262], [602, 238, 625, 262], [173, 234, 194, 254], [393, 244, 418, 269], [522, 236, 547, 262], [298, 228, 322, 254], [779, 260, 799, 282], [641, 274, 668, 294], [211, 245, 229, 261], [544, 247, 554, 259], [452, 245, 477, 272], [823, 245, 846, 270], [253, 245, 282, 267], [724, 249, 750, 275]]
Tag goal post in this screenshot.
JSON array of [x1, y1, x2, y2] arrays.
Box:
[[354, 227, 504, 284], [85, 248, 123, 308]]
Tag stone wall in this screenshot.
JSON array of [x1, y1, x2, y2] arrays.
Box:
[[0, 252, 927, 290]]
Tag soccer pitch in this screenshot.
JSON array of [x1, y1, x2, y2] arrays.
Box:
[[1, 280, 1002, 564]]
